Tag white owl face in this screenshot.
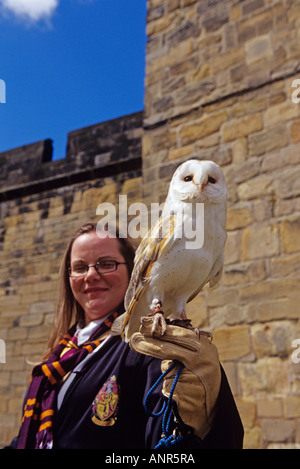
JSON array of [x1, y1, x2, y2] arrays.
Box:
[[167, 159, 227, 204]]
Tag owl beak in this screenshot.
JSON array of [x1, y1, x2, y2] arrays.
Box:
[[198, 182, 206, 193]]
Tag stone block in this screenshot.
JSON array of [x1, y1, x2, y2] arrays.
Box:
[[175, 77, 216, 107], [257, 398, 283, 418], [263, 143, 300, 173], [284, 396, 300, 418], [10, 371, 30, 386], [239, 358, 290, 396], [279, 216, 300, 253], [245, 35, 273, 65], [273, 167, 300, 200], [0, 371, 10, 390], [261, 419, 295, 443], [168, 144, 194, 161], [264, 100, 299, 127], [222, 113, 263, 142], [246, 296, 300, 322], [231, 94, 267, 119], [242, 0, 264, 15], [252, 199, 273, 223], [189, 63, 210, 82], [7, 327, 27, 341], [0, 413, 17, 429], [290, 118, 300, 143], [19, 314, 44, 327], [237, 174, 274, 200], [222, 362, 239, 395], [179, 110, 228, 145], [270, 252, 300, 278], [211, 47, 245, 74], [168, 20, 200, 47], [223, 264, 249, 286], [239, 278, 300, 304], [230, 3, 241, 21], [144, 127, 177, 154], [29, 301, 55, 316], [27, 325, 51, 341], [213, 325, 251, 361], [186, 293, 207, 329], [242, 223, 280, 260], [231, 157, 262, 184], [252, 321, 295, 359], [201, 3, 229, 33], [224, 230, 242, 265], [207, 286, 239, 308], [235, 398, 256, 427], [248, 124, 289, 156], [223, 260, 266, 286], [243, 426, 262, 449], [232, 138, 248, 163], [120, 177, 142, 201]]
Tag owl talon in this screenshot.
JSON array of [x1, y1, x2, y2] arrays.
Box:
[[168, 318, 193, 330], [141, 309, 167, 336], [147, 301, 167, 335], [151, 311, 167, 336]]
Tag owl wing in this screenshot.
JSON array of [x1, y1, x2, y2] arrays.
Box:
[[114, 214, 177, 338], [187, 251, 224, 303]]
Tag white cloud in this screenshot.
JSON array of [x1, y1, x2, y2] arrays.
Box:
[[0, 0, 59, 22]]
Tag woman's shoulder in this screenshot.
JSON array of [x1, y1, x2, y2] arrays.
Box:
[[88, 334, 162, 375]]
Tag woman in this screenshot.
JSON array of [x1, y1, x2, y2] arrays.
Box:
[[9, 222, 243, 449]]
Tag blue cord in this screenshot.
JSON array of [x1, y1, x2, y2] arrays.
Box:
[[144, 362, 185, 448], [144, 361, 176, 417]]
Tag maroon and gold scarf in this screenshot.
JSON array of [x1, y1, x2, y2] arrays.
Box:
[[17, 312, 118, 449]]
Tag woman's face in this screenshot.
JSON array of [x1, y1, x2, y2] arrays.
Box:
[[69, 231, 130, 325]]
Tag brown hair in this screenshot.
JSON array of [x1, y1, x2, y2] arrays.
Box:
[[44, 222, 135, 358]]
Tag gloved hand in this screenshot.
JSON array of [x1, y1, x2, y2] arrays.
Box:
[[130, 316, 221, 439]]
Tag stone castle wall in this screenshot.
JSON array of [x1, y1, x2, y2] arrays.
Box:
[[1, 0, 300, 449], [142, 0, 300, 449]]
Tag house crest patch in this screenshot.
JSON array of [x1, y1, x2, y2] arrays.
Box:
[[91, 375, 120, 426]]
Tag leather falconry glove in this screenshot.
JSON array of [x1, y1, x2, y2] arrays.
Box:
[[130, 316, 221, 440]]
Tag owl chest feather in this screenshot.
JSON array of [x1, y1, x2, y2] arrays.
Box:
[[148, 204, 225, 295], [148, 240, 211, 294]]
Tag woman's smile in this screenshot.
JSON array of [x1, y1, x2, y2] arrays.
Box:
[[84, 287, 109, 297]]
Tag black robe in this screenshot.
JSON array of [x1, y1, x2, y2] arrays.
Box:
[[52, 335, 243, 449], [6, 335, 243, 449]]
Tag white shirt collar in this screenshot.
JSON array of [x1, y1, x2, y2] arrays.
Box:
[[76, 313, 111, 346]]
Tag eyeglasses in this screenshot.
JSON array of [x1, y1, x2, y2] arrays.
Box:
[[68, 260, 127, 278]]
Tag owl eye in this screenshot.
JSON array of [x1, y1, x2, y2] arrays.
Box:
[[183, 175, 193, 182], [208, 176, 216, 184]]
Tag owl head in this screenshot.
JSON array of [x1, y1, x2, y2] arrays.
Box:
[[167, 159, 227, 205]]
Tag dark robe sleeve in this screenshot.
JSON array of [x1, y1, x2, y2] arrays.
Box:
[[201, 366, 244, 449], [145, 364, 244, 450]]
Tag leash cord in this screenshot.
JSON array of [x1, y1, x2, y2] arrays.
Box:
[[144, 362, 176, 417], [144, 362, 185, 448]]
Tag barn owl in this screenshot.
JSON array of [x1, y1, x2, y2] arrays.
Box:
[[112, 159, 227, 341]]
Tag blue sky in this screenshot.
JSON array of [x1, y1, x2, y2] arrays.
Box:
[[0, 0, 147, 160]]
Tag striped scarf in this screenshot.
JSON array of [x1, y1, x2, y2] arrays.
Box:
[[17, 312, 118, 449]]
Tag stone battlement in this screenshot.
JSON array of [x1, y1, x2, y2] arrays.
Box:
[[0, 111, 143, 200]]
